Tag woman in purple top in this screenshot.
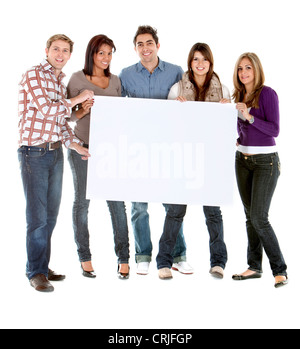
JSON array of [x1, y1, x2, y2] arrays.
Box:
[[231, 52, 288, 288]]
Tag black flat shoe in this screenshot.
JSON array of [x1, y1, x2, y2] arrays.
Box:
[[118, 264, 130, 280], [81, 265, 96, 278], [232, 272, 262, 280], [275, 276, 288, 288]]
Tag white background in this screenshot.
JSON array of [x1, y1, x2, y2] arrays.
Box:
[[1, 0, 299, 329]]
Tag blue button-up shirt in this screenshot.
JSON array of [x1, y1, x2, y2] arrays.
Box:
[[119, 58, 183, 99]]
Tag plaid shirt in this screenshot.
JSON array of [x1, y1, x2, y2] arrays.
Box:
[[18, 59, 81, 148]]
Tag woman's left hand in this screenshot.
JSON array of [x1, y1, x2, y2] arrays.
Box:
[[69, 142, 91, 160], [176, 96, 187, 102], [236, 103, 251, 121], [220, 98, 231, 104]]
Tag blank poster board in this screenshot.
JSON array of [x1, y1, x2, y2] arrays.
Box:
[[87, 96, 237, 206]]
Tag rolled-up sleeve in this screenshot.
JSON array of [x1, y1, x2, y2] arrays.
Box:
[[22, 69, 72, 119]]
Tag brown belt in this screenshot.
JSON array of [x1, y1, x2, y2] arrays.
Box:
[[37, 141, 62, 151]]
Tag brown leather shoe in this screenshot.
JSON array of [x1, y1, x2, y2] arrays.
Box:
[[48, 269, 65, 281], [30, 274, 54, 292]]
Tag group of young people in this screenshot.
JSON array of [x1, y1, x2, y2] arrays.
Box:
[[17, 25, 288, 293]]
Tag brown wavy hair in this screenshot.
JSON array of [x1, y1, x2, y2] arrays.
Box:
[[83, 34, 116, 77], [187, 43, 220, 101], [232, 52, 265, 108]]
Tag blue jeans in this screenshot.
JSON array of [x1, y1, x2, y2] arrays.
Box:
[[131, 202, 187, 263], [18, 145, 64, 280], [156, 204, 187, 269], [68, 149, 130, 264], [154, 205, 227, 269], [235, 151, 287, 276], [203, 206, 227, 269]]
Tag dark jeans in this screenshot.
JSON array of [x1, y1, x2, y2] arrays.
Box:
[[203, 206, 227, 269], [155, 205, 227, 270], [68, 149, 129, 264], [235, 151, 287, 276], [18, 145, 64, 280], [156, 204, 187, 269], [131, 202, 187, 263]]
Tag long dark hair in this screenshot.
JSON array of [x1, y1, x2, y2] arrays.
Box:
[[187, 43, 219, 101], [83, 34, 116, 77]]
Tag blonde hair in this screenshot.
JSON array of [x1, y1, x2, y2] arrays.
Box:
[[46, 34, 74, 53], [232, 52, 265, 108]]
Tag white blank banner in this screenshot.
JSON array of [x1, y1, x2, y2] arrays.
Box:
[[87, 96, 237, 206]]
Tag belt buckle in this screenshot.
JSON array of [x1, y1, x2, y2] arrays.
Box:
[[48, 142, 56, 151]]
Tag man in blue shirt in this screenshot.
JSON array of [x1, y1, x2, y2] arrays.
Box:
[[119, 25, 193, 279]]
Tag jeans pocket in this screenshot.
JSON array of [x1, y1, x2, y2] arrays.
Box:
[[26, 147, 47, 158], [252, 154, 276, 176], [270, 153, 281, 177], [17, 148, 24, 169], [277, 159, 281, 175]]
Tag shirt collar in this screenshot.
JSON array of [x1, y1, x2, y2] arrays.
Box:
[[41, 58, 66, 79], [137, 57, 164, 73]]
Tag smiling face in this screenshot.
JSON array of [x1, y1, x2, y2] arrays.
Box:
[[93, 44, 113, 72], [45, 40, 71, 76], [191, 51, 210, 78], [134, 33, 160, 65], [238, 58, 255, 90]]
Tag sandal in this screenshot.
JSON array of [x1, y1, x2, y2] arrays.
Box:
[[118, 264, 130, 280], [274, 276, 288, 288]]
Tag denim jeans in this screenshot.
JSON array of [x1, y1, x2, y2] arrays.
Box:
[[235, 151, 287, 276], [131, 202, 187, 263], [18, 145, 64, 280], [154, 205, 228, 269], [156, 204, 187, 269], [203, 206, 227, 269], [68, 149, 130, 264]]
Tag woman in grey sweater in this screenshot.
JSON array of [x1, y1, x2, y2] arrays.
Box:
[[67, 35, 130, 279]]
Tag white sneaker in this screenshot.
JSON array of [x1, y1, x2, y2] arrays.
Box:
[[136, 262, 150, 275], [172, 261, 194, 274]]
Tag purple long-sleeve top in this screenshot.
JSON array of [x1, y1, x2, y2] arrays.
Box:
[[237, 86, 279, 149]]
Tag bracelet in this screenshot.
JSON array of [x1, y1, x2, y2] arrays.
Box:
[[249, 116, 255, 124]]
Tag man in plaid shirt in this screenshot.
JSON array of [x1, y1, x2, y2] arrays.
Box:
[[18, 34, 94, 292]]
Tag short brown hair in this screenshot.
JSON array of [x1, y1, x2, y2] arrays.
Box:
[[46, 34, 74, 53], [133, 25, 159, 45]]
